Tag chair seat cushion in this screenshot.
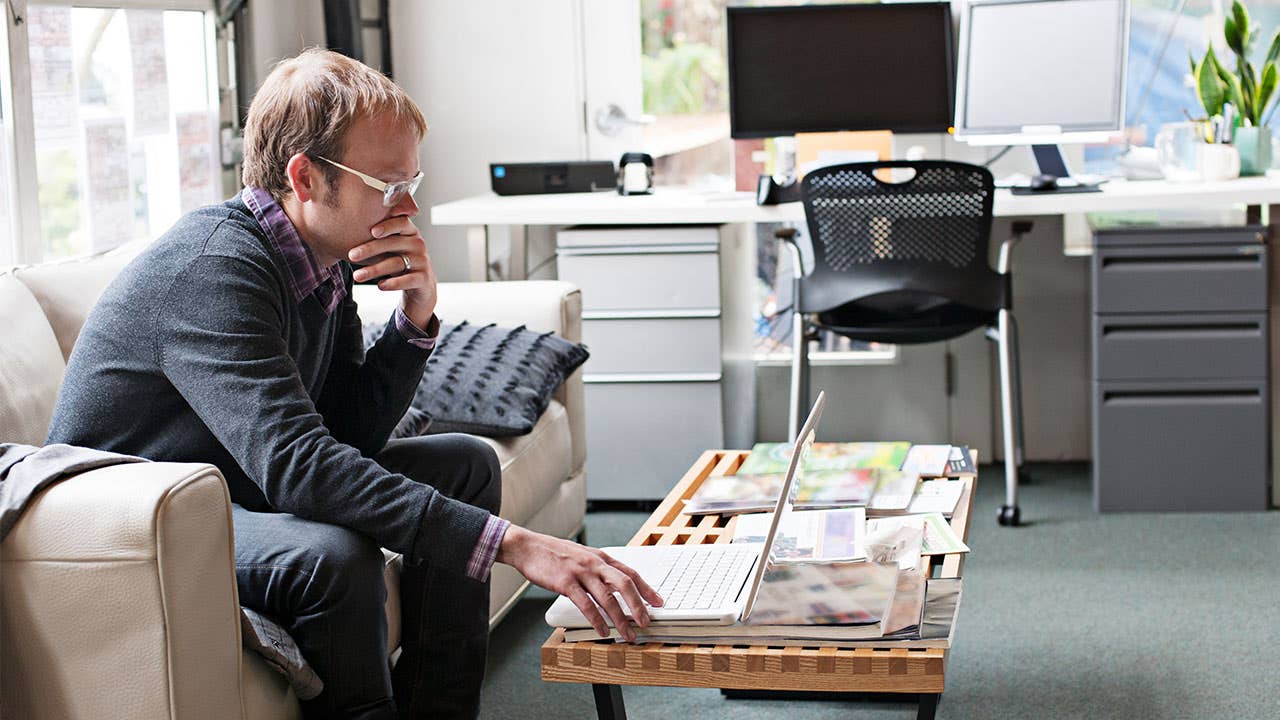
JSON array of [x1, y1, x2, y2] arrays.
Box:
[[817, 302, 995, 345]]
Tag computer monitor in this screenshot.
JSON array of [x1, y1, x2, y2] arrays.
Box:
[[726, 2, 954, 139], [954, 0, 1129, 179]]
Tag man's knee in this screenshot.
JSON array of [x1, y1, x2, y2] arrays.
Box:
[[456, 434, 501, 516], [305, 526, 388, 613]]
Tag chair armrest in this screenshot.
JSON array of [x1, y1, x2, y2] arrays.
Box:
[[436, 281, 586, 475], [2, 462, 244, 720]]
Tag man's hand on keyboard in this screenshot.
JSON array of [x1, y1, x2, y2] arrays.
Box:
[[497, 525, 663, 641]]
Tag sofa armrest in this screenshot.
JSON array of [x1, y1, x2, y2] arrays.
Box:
[[435, 280, 585, 475], [1, 462, 244, 720]]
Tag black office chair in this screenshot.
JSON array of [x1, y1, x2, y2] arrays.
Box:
[[776, 160, 1030, 526]]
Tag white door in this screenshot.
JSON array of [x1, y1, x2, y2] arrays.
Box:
[[580, 1, 645, 162]]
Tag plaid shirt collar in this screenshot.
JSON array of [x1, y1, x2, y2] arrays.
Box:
[[241, 186, 347, 315]]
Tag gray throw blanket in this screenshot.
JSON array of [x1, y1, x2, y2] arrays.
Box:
[[0, 443, 321, 700]]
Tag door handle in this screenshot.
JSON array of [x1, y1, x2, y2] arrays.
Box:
[[595, 103, 656, 137]]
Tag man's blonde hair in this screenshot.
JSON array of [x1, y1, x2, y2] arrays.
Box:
[[242, 48, 427, 202]]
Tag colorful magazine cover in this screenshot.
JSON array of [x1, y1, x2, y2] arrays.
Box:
[[684, 468, 885, 515], [731, 507, 866, 562], [736, 441, 911, 475]]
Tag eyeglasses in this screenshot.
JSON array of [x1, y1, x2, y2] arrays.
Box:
[[316, 156, 423, 207]]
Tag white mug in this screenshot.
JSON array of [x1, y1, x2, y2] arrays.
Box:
[[1196, 143, 1241, 181]]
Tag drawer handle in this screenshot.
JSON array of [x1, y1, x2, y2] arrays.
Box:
[[1101, 255, 1261, 271], [1101, 322, 1262, 339], [1102, 389, 1261, 406]]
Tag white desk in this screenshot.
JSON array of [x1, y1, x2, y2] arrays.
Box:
[[431, 176, 1280, 505], [433, 175, 1280, 225]]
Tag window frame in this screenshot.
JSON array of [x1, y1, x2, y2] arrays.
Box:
[[1, 0, 226, 266]]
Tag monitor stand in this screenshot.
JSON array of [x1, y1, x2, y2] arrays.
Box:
[[1008, 144, 1103, 195]]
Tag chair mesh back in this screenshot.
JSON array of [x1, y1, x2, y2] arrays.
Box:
[[803, 162, 993, 272], [795, 161, 1001, 315]]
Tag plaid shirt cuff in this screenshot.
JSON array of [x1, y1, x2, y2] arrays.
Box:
[[466, 515, 510, 582], [395, 308, 440, 350]]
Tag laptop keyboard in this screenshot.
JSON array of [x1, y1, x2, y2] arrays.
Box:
[[649, 546, 758, 610]]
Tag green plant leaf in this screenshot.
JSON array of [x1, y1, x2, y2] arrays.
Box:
[[1233, 0, 1251, 37], [1226, 17, 1243, 56], [1190, 50, 1200, 77], [1258, 62, 1278, 126], [1227, 72, 1250, 123], [1197, 54, 1227, 116], [1266, 30, 1280, 67]]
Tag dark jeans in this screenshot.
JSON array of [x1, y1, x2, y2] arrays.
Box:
[[233, 434, 502, 720]]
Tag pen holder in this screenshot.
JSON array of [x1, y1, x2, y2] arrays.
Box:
[[1195, 143, 1241, 181], [1234, 126, 1273, 176]]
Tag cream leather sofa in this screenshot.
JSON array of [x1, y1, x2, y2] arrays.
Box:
[[0, 242, 586, 719]]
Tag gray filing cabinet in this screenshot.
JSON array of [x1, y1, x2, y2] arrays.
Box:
[[557, 226, 727, 500], [1091, 221, 1269, 511]]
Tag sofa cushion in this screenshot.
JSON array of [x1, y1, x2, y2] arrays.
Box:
[[478, 398, 572, 528], [0, 274, 66, 445], [14, 240, 146, 361]]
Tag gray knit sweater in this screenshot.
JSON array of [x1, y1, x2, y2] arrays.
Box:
[[46, 195, 489, 573]]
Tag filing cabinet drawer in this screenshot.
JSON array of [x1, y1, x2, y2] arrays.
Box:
[[584, 380, 723, 500], [1094, 225, 1263, 248], [558, 250, 720, 312], [1093, 380, 1268, 512], [558, 225, 721, 249], [582, 316, 721, 375], [1093, 312, 1267, 382], [1093, 244, 1266, 314]]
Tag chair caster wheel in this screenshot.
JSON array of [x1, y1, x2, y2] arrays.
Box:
[[998, 505, 1020, 526]]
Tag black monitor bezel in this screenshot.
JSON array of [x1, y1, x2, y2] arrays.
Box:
[[726, 1, 956, 139]]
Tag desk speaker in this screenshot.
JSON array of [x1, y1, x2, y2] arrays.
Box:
[[490, 161, 616, 195]]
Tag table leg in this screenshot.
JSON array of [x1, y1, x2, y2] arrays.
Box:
[[917, 692, 940, 720], [466, 225, 489, 282], [592, 683, 626, 720]]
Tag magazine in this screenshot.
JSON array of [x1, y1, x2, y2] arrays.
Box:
[[900, 444, 951, 475], [736, 441, 912, 475], [905, 479, 966, 516], [867, 512, 970, 556], [731, 507, 866, 562], [562, 577, 963, 649], [684, 468, 884, 515], [865, 470, 921, 514]]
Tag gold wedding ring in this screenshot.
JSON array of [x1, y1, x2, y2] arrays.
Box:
[[401, 254, 411, 273]]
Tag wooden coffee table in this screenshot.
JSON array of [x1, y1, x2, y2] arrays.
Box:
[[542, 449, 976, 720]]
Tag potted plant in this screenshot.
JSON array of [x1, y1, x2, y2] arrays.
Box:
[[1192, 0, 1280, 175]]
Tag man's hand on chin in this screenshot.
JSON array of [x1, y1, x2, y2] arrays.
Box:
[[348, 215, 438, 329]]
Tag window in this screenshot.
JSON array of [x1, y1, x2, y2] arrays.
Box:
[[640, 0, 731, 189], [4, 0, 221, 264], [0, 44, 11, 266], [1086, 0, 1280, 172]]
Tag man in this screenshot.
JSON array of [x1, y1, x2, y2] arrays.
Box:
[[46, 48, 658, 720]]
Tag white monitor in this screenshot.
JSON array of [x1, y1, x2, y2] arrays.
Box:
[[954, 0, 1129, 148]]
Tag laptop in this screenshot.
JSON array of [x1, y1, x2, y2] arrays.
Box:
[[545, 392, 827, 628]]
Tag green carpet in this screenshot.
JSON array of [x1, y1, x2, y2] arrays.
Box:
[[480, 464, 1280, 719]]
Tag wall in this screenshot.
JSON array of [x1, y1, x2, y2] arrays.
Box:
[[389, 1, 587, 282], [236, 0, 326, 99]]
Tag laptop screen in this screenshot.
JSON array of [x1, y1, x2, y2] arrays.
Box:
[[738, 392, 825, 619]]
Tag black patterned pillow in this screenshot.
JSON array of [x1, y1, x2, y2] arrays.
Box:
[[363, 320, 589, 437]]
